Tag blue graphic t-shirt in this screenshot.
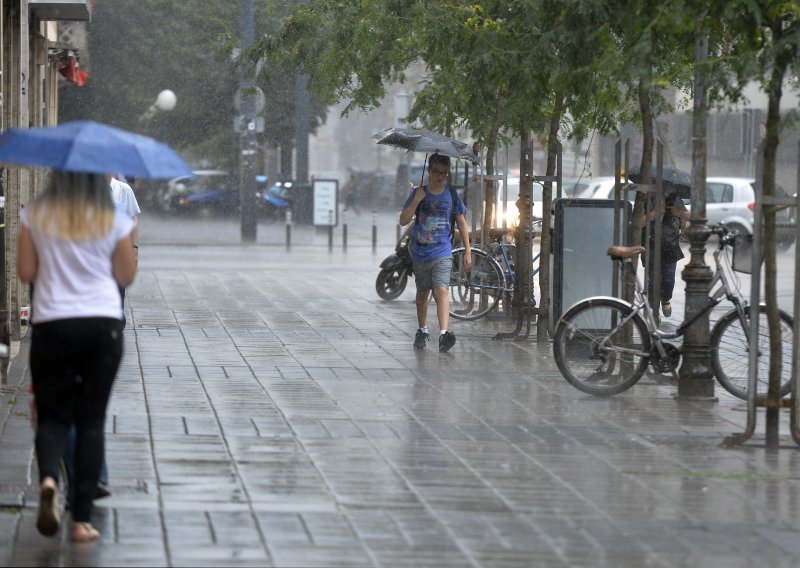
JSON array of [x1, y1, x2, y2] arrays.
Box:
[[403, 186, 467, 262]]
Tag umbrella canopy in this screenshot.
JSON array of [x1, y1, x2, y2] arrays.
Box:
[[627, 164, 692, 187], [374, 127, 479, 164], [0, 120, 192, 179], [627, 164, 692, 199]]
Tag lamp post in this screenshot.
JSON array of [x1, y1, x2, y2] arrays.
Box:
[[678, 34, 715, 399], [142, 89, 177, 121]]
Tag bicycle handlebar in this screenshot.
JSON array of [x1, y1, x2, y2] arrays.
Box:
[[709, 223, 740, 247]]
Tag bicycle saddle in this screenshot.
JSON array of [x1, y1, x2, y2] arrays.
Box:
[[607, 245, 646, 259]]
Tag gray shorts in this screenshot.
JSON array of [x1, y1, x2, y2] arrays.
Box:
[[414, 256, 452, 291]]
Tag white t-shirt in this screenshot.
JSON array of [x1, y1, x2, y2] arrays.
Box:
[[20, 208, 135, 323], [110, 178, 141, 218]]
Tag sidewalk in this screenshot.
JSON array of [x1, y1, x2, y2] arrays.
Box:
[[1, 212, 800, 567]]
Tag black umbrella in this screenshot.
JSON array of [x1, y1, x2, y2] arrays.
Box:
[[373, 127, 479, 164], [628, 164, 692, 190]]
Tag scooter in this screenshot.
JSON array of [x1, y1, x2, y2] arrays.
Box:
[[376, 225, 414, 300]]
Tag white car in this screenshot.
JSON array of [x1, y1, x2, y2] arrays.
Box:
[[704, 176, 795, 248], [574, 177, 617, 199], [494, 177, 546, 227]]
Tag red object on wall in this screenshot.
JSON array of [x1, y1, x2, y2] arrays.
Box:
[[59, 56, 89, 87]]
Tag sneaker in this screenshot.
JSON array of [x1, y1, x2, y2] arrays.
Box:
[[413, 329, 429, 349], [439, 331, 456, 352]]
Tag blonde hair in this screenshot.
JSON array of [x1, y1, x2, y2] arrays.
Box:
[[28, 171, 115, 240]]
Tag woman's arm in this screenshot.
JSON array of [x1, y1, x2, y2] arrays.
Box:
[[17, 226, 38, 283], [112, 233, 138, 288]]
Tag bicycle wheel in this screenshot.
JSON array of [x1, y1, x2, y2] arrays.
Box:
[[553, 298, 651, 396], [449, 248, 504, 320], [710, 305, 794, 399]]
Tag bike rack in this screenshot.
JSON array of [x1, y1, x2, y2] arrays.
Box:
[[724, 141, 800, 447]]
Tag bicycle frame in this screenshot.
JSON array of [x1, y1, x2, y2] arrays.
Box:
[[608, 232, 750, 358]]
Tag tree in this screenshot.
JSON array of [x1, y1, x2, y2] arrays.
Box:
[[59, 1, 241, 169], [707, 1, 800, 446], [58, 0, 328, 174]]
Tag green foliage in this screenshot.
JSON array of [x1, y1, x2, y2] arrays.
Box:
[[58, 0, 328, 171], [59, 1, 240, 169]]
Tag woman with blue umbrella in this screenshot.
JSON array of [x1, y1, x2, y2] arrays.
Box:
[[0, 120, 191, 543], [18, 171, 138, 541]]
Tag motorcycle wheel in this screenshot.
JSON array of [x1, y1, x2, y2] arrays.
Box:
[[376, 268, 409, 300]]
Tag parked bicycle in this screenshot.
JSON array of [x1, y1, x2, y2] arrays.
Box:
[[552, 224, 793, 399], [449, 221, 542, 321]]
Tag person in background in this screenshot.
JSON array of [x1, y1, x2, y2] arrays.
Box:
[[62, 174, 141, 509], [399, 154, 471, 352], [642, 190, 690, 318], [19, 171, 137, 542]]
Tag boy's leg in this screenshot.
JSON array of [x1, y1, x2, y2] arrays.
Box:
[[416, 289, 431, 328], [430, 256, 456, 352], [432, 286, 449, 331]]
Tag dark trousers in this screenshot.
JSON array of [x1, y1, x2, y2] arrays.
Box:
[[30, 317, 123, 523], [647, 259, 678, 306]]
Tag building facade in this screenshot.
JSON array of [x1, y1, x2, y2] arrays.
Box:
[[1, 0, 89, 354]]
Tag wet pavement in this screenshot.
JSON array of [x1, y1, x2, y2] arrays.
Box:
[[1, 210, 800, 567]]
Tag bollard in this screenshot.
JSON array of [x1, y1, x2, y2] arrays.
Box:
[[328, 209, 334, 252], [342, 209, 348, 252], [372, 210, 378, 253], [285, 209, 292, 250]]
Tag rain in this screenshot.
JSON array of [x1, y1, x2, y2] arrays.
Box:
[[2, 1, 800, 566]]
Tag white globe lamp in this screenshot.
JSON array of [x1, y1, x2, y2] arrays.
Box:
[[155, 89, 177, 112]]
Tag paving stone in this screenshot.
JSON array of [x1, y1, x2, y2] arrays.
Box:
[[4, 217, 800, 566]]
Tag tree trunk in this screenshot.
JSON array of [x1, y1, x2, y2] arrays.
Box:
[[626, 76, 655, 307], [280, 141, 293, 180], [762, 17, 790, 448], [482, 135, 498, 243], [514, 129, 534, 317], [482, 97, 505, 243], [537, 93, 564, 340]]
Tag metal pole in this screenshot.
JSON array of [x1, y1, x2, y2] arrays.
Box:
[[328, 209, 333, 252], [295, 74, 310, 185], [678, 33, 715, 400], [372, 210, 378, 253], [342, 210, 348, 252], [239, 0, 257, 242], [285, 209, 292, 251], [791, 140, 800, 444]]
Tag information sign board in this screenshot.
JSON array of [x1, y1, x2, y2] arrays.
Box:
[[313, 179, 338, 226]]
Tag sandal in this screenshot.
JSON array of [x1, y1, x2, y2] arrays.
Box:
[[36, 477, 60, 537], [72, 522, 100, 542], [662, 301, 672, 318]]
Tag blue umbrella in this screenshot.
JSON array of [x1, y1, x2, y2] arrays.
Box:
[[0, 120, 192, 179]]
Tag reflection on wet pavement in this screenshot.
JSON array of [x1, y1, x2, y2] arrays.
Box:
[[3, 215, 800, 567]]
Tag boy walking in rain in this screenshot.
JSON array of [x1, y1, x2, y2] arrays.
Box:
[[399, 154, 471, 352]]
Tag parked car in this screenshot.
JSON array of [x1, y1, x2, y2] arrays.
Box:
[[161, 170, 237, 215], [574, 177, 618, 199], [704, 176, 795, 249], [495, 178, 546, 227]]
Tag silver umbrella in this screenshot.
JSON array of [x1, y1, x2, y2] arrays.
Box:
[[373, 127, 479, 164]]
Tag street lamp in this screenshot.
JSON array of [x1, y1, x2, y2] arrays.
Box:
[[141, 89, 177, 121]]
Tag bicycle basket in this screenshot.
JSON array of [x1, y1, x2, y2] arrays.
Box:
[[731, 232, 764, 274]]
